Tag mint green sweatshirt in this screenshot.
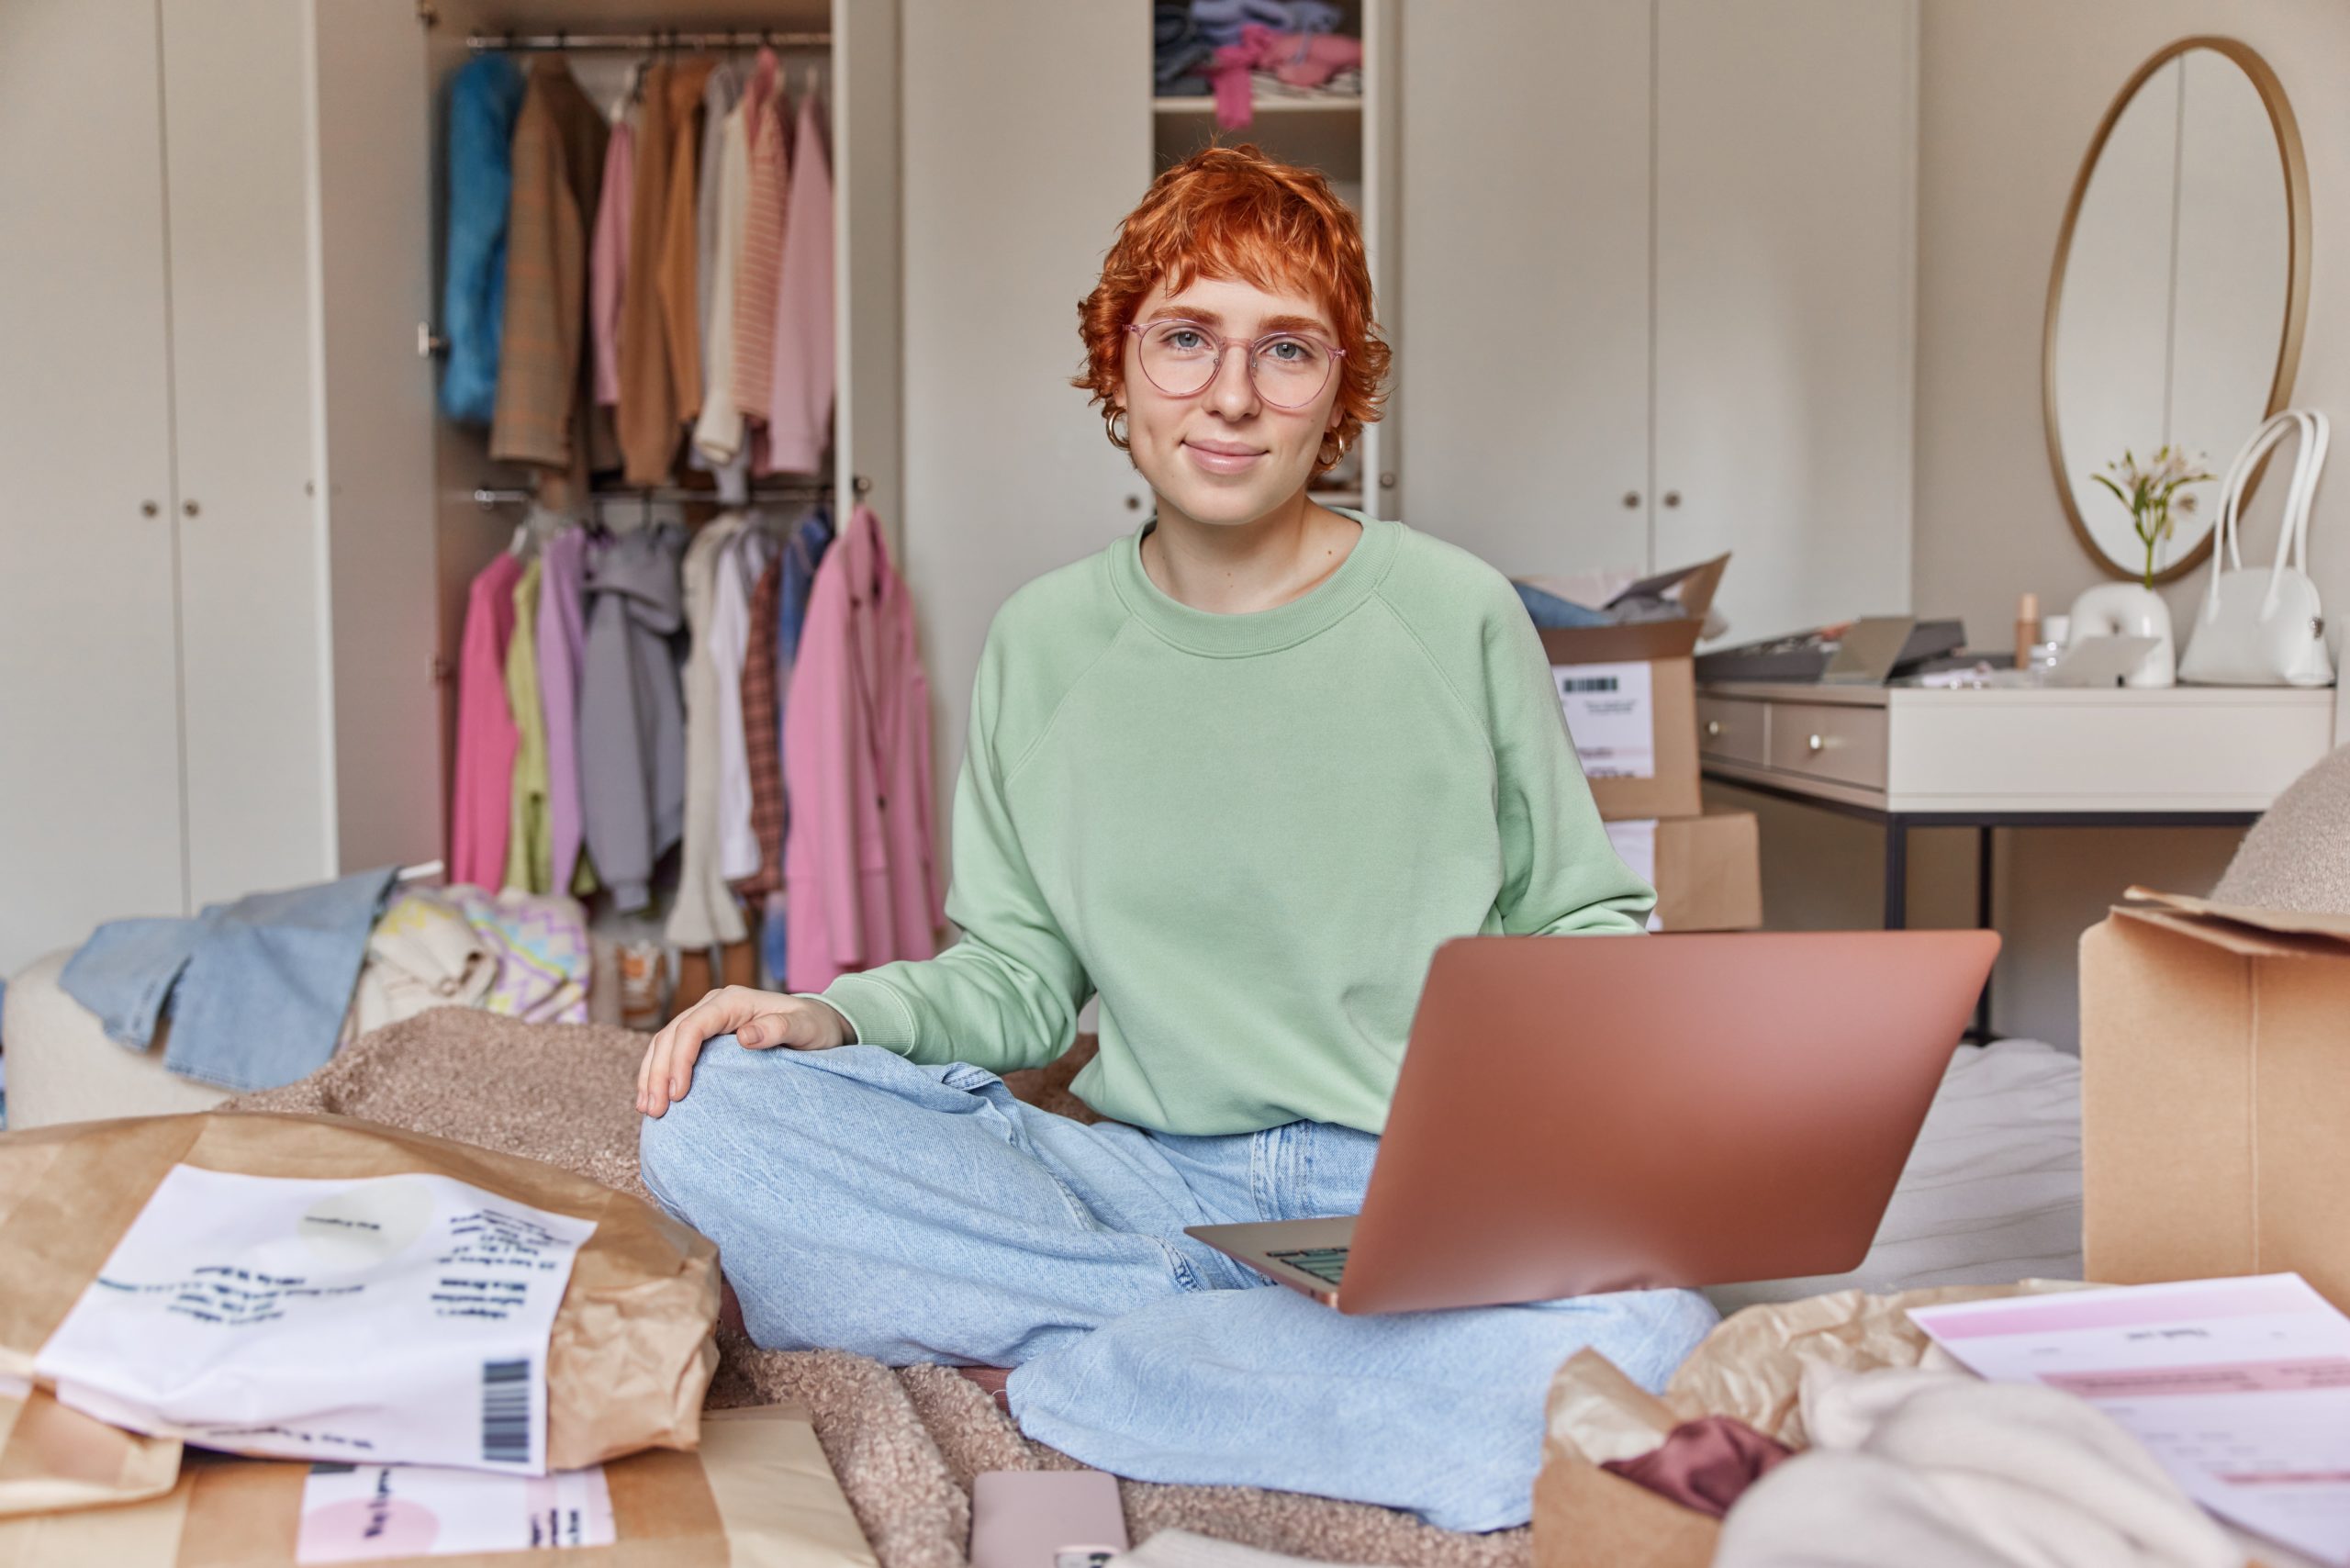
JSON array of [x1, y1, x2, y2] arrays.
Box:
[[814, 511, 1653, 1135]]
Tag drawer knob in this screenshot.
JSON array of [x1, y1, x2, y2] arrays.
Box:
[[1705, 720, 1723, 738], [1807, 734, 1826, 754]]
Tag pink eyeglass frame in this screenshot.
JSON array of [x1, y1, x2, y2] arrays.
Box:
[[1124, 319, 1348, 410]]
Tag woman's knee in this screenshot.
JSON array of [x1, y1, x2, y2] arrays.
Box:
[[636, 1037, 779, 1210]]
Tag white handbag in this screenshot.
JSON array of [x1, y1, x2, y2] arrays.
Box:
[[2179, 409, 2334, 688]]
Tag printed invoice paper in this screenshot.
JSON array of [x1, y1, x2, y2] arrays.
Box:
[[1911, 1273, 2350, 1565], [35, 1165, 595, 1474]]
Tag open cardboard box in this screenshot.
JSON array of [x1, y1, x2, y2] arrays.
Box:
[[2081, 888, 2350, 1313], [1538, 555, 1729, 822]]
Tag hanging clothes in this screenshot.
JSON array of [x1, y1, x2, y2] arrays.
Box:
[[762, 87, 835, 476], [736, 553, 785, 898], [590, 115, 635, 409], [502, 554, 550, 893], [783, 506, 941, 992], [694, 60, 750, 358], [438, 54, 525, 424], [450, 553, 525, 890], [538, 527, 599, 895], [658, 60, 717, 430], [760, 505, 834, 984], [729, 55, 788, 431], [616, 61, 679, 484], [712, 528, 774, 881], [490, 58, 611, 503], [690, 90, 755, 469], [686, 62, 754, 498], [578, 521, 688, 913], [666, 515, 753, 950]]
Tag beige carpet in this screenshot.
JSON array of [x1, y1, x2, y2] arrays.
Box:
[[225, 1012, 1527, 1568]]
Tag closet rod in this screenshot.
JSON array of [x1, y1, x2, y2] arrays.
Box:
[[473, 483, 834, 509], [467, 29, 830, 52]]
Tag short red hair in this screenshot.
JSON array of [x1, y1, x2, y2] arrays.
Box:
[[1075, 144, 1390, 472]]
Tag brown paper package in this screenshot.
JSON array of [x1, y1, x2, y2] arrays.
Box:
[[0, 1113, 720, 1475], [0, 1405, 875, 1568]]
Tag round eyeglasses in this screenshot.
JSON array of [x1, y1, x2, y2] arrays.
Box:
[[1125, 319, 1346, 410]]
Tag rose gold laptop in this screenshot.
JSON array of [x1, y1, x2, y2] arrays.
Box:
[[1188, 930, 1999, 1315]]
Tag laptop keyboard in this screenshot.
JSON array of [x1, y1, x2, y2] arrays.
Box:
[[1267, 1247, 1349, 1285]]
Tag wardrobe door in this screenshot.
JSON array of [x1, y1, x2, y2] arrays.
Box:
[[899, 0, 1148, 838], [1651, 0, 1917, 643], [310, 0, 443, 874], [1398, 0, 1652, 577], [0, 0, 190, 972], [835, 0, 903, 532], [161, 0, 334, 905]]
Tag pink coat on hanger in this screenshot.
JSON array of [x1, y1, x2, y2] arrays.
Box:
[[782, 506, 944, 992], [451, 553, 524, 890]]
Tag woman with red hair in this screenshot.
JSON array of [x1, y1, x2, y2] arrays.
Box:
[[637, 146, 1714, 1528]]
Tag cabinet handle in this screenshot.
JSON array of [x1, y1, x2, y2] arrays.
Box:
[[1807, 734, 1826, 754], [1125, 495, 1142, 510], [183, 499, 201, 518], [1705, 720, 1723, 738], [1663, 490, 1683, 509], [1621, 490, 1641, 509], [140, 500, 160, 518], [1379, 471, 1397, 489]]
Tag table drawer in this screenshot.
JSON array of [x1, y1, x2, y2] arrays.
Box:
[[1696, 697, 1768, 767], [1765, 701, 1889, 790]]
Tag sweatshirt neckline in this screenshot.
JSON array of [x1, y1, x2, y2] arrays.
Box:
[[1111, 508, 1398, 657]]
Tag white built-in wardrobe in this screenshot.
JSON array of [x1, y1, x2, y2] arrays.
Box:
[[1401, 0, 1919, 646], [0, 0, 900, 977]]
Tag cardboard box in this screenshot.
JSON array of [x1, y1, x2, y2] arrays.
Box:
[[1605, 812, 1762, 933], [0, 1406, 874, 1568], [2081, 888, 2350, 1313], [1539, 555, 1728, 822]]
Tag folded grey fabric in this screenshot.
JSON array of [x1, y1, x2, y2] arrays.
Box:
[[1713, 1364, 2238, 1568], [61, 866, 398, 1092]]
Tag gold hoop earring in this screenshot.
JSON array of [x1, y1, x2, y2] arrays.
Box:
[[1318, 430, 1346, 468], [1111, 410, 1130, 445]]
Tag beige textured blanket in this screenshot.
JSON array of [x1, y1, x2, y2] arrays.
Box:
[[225, 1012, 1524, 1568]]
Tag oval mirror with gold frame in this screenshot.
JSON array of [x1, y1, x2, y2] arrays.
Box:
[[2043, 36, 2310, 584]]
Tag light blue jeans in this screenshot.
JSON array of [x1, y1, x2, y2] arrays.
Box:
[[637, 1042, 1717, 1531]]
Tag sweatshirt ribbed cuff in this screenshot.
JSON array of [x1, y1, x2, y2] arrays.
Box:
[[800, 975, 917, 1051]]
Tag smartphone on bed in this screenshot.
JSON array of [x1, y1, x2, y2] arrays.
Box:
[[970, 1470, 1129, 1568]]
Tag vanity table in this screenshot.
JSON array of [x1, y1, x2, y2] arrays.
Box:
[[1697, 681, 2335, 1031]]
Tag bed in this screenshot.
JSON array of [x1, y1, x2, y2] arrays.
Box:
[[207, 1012, 2082, 1568]]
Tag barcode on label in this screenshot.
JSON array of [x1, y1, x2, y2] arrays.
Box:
[[481, 1358, 530, 1465], [1557, 676, 1620, 693]]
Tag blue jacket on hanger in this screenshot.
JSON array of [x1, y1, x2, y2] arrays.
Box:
[[439, 53, 526, 424]]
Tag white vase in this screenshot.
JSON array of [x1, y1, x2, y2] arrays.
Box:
[[2067, 583, 2177, 688]]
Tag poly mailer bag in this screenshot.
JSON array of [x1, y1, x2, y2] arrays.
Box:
[[0, 1112, 719, 1473], [0, 1405, 877, 1568]]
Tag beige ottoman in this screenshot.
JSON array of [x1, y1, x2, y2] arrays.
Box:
[[3, 950, 231, 1129]]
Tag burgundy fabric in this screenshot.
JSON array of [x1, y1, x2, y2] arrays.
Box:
[[1598, 1416, 1795, 1519]]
